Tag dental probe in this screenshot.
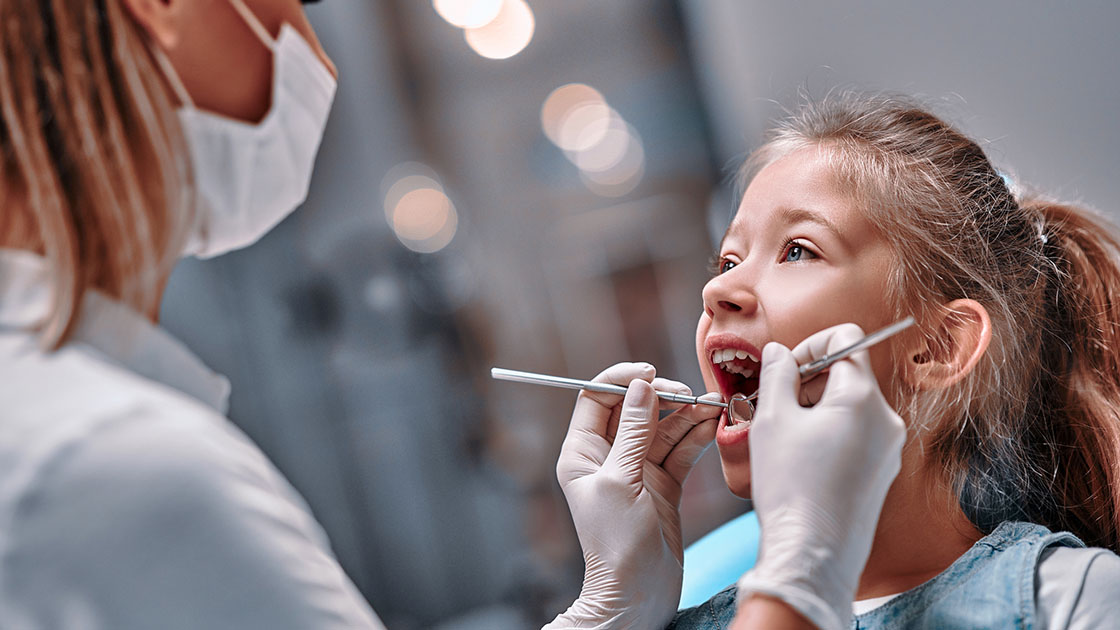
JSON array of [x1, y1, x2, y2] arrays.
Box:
[[734, 315, 917, 405]]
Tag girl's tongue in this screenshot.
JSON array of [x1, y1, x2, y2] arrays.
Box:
[[714, 359, 760, 403]]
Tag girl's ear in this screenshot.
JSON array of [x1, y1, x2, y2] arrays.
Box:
[[902, 299, 991, 390], [119, 0, 181, 49]]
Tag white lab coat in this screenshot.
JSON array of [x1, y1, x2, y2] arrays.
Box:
[[0, 249, 386, 629]]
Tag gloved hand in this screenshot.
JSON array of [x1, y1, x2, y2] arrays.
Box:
[[545, 363, 721, 630], [733, 324, 906, 630]]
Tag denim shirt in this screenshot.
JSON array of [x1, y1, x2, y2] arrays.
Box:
[[668, 521, 1084, 630]]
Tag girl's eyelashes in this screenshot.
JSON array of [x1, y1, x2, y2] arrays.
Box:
[[710, 239, 817, 276], [780, 238, 818, 262], [710, 255, 738, 275]]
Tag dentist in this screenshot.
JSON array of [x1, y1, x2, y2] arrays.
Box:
[[0, 0, 386, 627]]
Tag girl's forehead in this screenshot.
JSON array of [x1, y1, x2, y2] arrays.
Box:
[[724, 149, 868, 248]]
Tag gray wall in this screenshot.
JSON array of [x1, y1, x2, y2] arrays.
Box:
[[680, 0, 1120, 218]]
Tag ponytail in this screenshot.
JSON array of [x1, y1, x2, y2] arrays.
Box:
[[1025, 196, 1120, 551]]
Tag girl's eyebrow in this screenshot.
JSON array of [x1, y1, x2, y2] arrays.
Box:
[[776, 206, 846, 243], [719, 206, 847, 251]]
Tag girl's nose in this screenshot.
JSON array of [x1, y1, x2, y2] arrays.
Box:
[[702, 270, 758, 318]]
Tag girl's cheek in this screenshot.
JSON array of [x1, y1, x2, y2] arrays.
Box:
[[695, 311, 710, 358], [695, 313, 719, 390]]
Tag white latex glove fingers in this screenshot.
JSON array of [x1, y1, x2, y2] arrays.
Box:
[[650, 377, 693, 403], [569, 361, 656, 436], [609, 374, 694, 439], [604, 380, 660, 485], [559, 363, 655, 485], [751, 341, 801, 425], [569, 364, 691, 443], [788, 322, 867, 366], [604, 377, 692, 440], [641, 459, 687, 561], [789, 323, 904, 462], [647, 391, 721, 465], [788, 323, 866, 407], [661, 414, 718, 486]]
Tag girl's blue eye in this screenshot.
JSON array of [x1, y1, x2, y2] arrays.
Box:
[[720, 259, 736, 274], [782, 241, 816, 262]]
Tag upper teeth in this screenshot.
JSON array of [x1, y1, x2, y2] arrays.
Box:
[[711, 348, 760, 379], [711, 348, 759, 364]]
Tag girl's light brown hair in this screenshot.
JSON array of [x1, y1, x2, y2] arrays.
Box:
[[740, 93, 1120, 551], [0, 0, 192, 347]]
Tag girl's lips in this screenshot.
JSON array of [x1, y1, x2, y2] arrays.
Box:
[[715, 408, 752, 448], [704, 333, 764, 401], [703, 333, 763, 362]]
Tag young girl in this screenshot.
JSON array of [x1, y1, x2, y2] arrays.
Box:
[[673, 93, 1120, 628]]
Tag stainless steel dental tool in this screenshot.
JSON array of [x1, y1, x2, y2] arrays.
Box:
[[740, 315, 918, 403], [489, 366, 755, 422], [490, 316, 916, 425]]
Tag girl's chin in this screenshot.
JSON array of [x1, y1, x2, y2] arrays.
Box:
[[716, 433, 753, 498], [722, 472, 752, 499]]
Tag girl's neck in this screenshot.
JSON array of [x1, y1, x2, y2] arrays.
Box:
[[856, 454, 982, 600]]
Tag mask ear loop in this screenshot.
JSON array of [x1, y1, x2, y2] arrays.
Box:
[[147, 42, 196, 109], [226, 0, 280, 52], [146, 0, 278, 110]]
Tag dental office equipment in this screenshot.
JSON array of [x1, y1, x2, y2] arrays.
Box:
[[490, 316, 915, 425]]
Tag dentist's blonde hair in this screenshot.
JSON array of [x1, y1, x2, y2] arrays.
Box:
[[740, 93, 1120, 552], [0, 0, 192, 347]]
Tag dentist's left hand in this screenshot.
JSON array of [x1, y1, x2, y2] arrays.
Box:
[[545, 363, 721, 630]]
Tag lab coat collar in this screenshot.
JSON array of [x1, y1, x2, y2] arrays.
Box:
[[0, 249, 231, 414]]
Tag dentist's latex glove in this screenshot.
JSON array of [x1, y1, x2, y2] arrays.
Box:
[[545, 363, 721, 630], [733, 324, 906, 630]]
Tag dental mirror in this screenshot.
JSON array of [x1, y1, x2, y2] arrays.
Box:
[[727, 393, 755, 424]]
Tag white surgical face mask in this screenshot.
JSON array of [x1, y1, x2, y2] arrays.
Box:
[[154, 0, 337, 258]]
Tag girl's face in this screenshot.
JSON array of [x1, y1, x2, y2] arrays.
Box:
[[696, 146, 898, 498]]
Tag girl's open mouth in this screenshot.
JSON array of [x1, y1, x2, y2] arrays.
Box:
[[707, 338, 762, 419]]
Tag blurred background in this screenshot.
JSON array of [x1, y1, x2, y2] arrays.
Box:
[[160, 1, 1119, 627]]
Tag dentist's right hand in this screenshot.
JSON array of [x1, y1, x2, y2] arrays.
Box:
[[545, 363, 720, 630], [732, 324, 907, 630]]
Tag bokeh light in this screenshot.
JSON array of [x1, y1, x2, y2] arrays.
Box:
[[464, 0, 535, 60], [580, 140, 644, 197], [432, 0, 503, 29], [540, 84, 646, 197], [381, 164, 459, 253], [572, 116, 633, 173], [557, 102, 614, 153], [541, 84, 609, 150]]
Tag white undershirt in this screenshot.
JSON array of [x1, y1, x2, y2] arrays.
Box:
[[851, 546, 1120, 628]]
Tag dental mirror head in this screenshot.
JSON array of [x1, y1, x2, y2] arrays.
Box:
[[728, 393, 755, 425]]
